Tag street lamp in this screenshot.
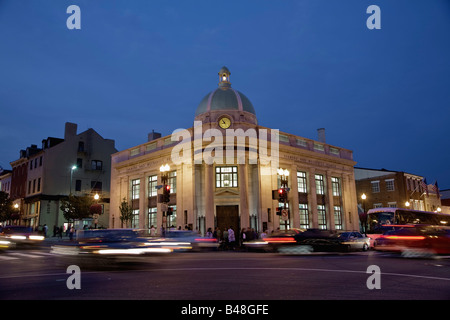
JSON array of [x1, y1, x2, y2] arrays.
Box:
[[160, 164, 171, 232], [361, 193, 367, 234], [278, 168, 290, 230], [70, 165, 77, 195]]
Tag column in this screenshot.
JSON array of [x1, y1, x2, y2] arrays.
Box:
[[204, 164, 214, 233], [308, 169, 318, 228], [239, 164, 249, 229]]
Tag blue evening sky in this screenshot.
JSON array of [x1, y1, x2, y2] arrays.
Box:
[[1, 1, 449, 188]]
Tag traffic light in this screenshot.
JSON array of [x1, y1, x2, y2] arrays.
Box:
[[167, 207, 173, 216], [276, 207, 282, 216], [278, 188, 286, 202], [163, 184, 171, 203]]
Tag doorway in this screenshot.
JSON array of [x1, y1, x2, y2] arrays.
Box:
[[216, 205, 240, 237]]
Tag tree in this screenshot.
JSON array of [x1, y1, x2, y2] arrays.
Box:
[[0, 191, 18, 224], [119, 198, 133, 228], [60, 195, 93, 223]]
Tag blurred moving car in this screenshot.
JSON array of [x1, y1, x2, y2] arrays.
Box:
[[374, 225, 450, 255], [0, 226, 45, 248], [334, 232, 370, 251], [51, 229, 171, 266], [149, 230, 219, 252], [263, 229, 370, 253]]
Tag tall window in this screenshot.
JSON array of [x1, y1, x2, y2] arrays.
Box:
[[297, 171, 307, 193], [168, 171, 177, 193], [148, 207, 157, 230], [331, 177, 341, 197], [132, 209, 139, 228], [278, 202, 289, 230], [318, 205, 327, 229], [168, 205, 177, 228], [216, 166, 238, 188], [148, 175, 157, 197], [334, 206, 343, 230], [131, 179, 140, 200], [315, 174, 325, 195], [299, 204, 309, 229]]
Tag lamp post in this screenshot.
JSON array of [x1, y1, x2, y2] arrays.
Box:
[[69, 165, 77, 195], [160, 164, 170, 233], [361, 193, 367, 234], [277, 168, 290, 230]]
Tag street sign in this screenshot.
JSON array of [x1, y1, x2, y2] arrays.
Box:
[[281, 209, 288, 221]]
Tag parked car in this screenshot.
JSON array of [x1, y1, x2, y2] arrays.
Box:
[[374, 225, 450, 255], [0, 226, 44, 247]]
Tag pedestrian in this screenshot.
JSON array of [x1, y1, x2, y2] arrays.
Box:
[[43, 224, 48, 238], [206, 227, 213, 238], [69, 226, 74, 241], [222, 228, 229, 250], [150, 225, 156, 236], [228, 226, 235, 250], [59, 225, 64, 239]]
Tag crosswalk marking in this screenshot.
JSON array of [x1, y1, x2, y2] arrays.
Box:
[[0, 250, 53, 260]]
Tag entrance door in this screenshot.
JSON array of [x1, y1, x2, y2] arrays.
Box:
[[216, 205, 240, 236]]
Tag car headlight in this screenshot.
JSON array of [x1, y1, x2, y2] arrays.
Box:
[[29, 235, 45, 241]]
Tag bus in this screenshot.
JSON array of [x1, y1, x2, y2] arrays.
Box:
[[364, 207, 450, 244]]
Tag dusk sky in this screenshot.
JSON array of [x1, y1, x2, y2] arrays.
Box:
[[1, 1, 449, 188]]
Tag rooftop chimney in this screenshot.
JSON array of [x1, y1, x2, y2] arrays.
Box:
[[64, 122, 78, 140], [148, 130, 162, 142], [317, 128, 326, 143]]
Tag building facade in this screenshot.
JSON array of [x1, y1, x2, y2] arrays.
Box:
[[9, 122, 117, 231], [355, 167, 441, 212], [110, 67, 359, 235]]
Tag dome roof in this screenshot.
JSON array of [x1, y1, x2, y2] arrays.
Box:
[[195, 67, 256, 117]]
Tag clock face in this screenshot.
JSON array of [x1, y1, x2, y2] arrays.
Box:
[[218, 116, 231, 129]]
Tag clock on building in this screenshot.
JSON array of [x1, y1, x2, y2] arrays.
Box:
[[218, 116, 231, 129]]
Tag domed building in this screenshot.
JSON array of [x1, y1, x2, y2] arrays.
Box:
[[109, 67, 359, 236]]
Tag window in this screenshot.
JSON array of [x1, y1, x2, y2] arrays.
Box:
[[315, 174, 325, 195], [130, 147, 140, 157], [167, 205, 177, 228], [371, 181, 380, 193], [131, 179, 140, 200], [334, 206, 343, 230], [91, 181, 102, 192], [91, 160, 103, 171], [331, 177, 341, 197], [385, 179, 395, 191], [314, 143, 324, 152], [75, 180, 82, 191], [148, 175, 158, 197], [299, 204, 309, 229], [168, 171, 177, 193], [373, 203, 383, 208], [76, 158, 83, 168], [131, 209, 139, 228], [148, 207, 157, 230], [37, 178, 41, 192], [216, 166, 238, 188], [39, 156, 42, 166], [78, 141, 84, 152], [297, 171, 307, 193], [318, 205, 327, 229]]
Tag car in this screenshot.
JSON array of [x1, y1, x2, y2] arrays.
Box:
[[149, 230, 219, 252], [333, 231, 370, 251], [263, 229, 370, 253], [374, 225, 450, 256], [0, 225, 45, 247], [51, 229, 172, 267]]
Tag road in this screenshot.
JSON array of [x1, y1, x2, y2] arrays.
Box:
[[1, 246, 450, 302]]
